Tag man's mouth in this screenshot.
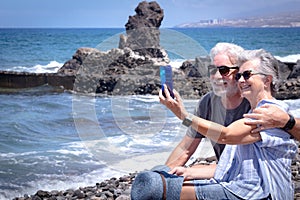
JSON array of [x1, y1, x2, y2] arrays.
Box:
[[213, 80, 227, 87]]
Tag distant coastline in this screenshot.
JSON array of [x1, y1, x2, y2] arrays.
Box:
[[176, 11, 300, 28]]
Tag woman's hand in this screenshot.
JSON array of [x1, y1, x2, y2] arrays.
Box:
[[159, 84, 189, 120]]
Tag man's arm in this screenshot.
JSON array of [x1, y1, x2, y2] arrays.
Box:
[[169, 164, 217, 180], [243, 104, 300, 140], [290, 118, 300, 140], [165, 135, 201, 169]]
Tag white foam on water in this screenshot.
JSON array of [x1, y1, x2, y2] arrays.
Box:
[[6, 61, 63, 73], [275, 54, 300, 63]]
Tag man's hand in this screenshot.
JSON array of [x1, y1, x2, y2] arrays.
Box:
[[159, 84, 188, 120], [169, 164, 217, 180], [243, 104, 289, 133], [169, 166, 187, 176]]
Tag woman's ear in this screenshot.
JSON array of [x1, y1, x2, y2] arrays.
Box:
[[264, 75, 272, 87]]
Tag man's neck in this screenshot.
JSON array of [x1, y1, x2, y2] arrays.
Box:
[[221, 93, 244, 110]]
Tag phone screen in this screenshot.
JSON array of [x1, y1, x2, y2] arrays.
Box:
[[160, 65, 174, 98]]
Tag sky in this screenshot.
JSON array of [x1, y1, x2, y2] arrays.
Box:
[[0, 0, 299, 28]]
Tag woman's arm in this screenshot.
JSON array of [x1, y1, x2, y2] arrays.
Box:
[[191, 115, 260, 144], [159, 86, 261, 145]]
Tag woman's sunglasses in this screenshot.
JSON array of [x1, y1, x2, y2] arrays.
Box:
[[235, 70, 266, 81], [208, 65, 239, 76]]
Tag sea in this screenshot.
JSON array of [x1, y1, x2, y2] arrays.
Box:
[[0, 27, 300, 199]]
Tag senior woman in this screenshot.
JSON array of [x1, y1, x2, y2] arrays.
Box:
[[159, 49, 297, 200]]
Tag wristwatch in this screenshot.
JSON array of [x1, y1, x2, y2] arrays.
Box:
[[283, 113, 296, 131], [182, 113, 194, 127]]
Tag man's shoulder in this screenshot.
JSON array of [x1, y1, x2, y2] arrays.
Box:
[[194, 92, 217, 116], [199, 92, 214, 102], [198, 92, 221, 105]]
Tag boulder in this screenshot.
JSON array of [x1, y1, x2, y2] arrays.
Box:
[[57, 47, 100, 76], [72, 47, 165, 95], [278, 60, 294, 80], [180, 56, 211, 78], [288, 60, 300, 78]]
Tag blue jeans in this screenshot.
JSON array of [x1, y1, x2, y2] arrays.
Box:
[[193, 180, 243, 200]]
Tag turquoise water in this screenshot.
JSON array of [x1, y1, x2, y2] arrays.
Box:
[[1, 28, 299, 72], [0, 28, 299, 199]]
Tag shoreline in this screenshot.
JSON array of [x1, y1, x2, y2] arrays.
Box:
[[12, 172, 136, 200], [13, 141, 300, 200], [0, 70, 300, 100]]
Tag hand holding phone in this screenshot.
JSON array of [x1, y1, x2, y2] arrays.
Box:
[[160, 65, 175, 98]]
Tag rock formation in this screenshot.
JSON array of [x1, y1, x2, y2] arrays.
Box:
[[120, 0, 164, 59], [58, 1, 173, 96]]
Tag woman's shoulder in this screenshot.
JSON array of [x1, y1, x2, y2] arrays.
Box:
[[257, 99, 289, 112]]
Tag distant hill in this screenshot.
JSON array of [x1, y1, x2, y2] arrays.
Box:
[[175, 11, 300, 28]]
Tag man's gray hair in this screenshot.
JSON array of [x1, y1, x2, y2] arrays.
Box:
[[238, 49, 279, 93], [210, 42, 244, 65]]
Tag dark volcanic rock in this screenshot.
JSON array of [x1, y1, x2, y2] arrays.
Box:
[[180, 56, 211, 78], [289, 60, 300, 79], [120, 1, 165, 59], [13, 173, 136, 200], [70, 47, 168, 95], [57, 1, 170, 96], [125, 1, 163, 30], [57, 47, 99, 76]]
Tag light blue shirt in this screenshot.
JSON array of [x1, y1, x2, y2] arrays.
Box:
[[213, 99, 298, 200]]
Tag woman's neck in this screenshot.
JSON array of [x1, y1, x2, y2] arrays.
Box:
[[249, 91, 273, 109]]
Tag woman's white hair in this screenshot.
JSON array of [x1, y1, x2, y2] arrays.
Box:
[[238, 49, 279, 93]]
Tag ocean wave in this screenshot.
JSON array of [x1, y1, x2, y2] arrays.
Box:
[[122, 94, 159, 103], [48, 148, 89, 157], [169, 59, 185, 68], [275, 54, 300, 63], [0, 151, 40, 158], [6, 61, 63, 73]]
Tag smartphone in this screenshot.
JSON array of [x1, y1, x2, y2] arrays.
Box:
[[160, 65, 174, 98]]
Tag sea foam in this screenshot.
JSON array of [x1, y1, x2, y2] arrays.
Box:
[[275, 54, 300, 63], [7, 61, 63, 73]]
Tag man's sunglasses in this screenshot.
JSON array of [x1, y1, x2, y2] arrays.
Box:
[[208, 65, 239, 76], [235, 70, 266, 81]]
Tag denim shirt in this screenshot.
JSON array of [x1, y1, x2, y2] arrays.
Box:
[[213, 99, 298, 200]]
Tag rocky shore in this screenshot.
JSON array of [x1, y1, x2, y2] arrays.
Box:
[[12, 173, 136, 200], [12, 141, 300, 200]]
